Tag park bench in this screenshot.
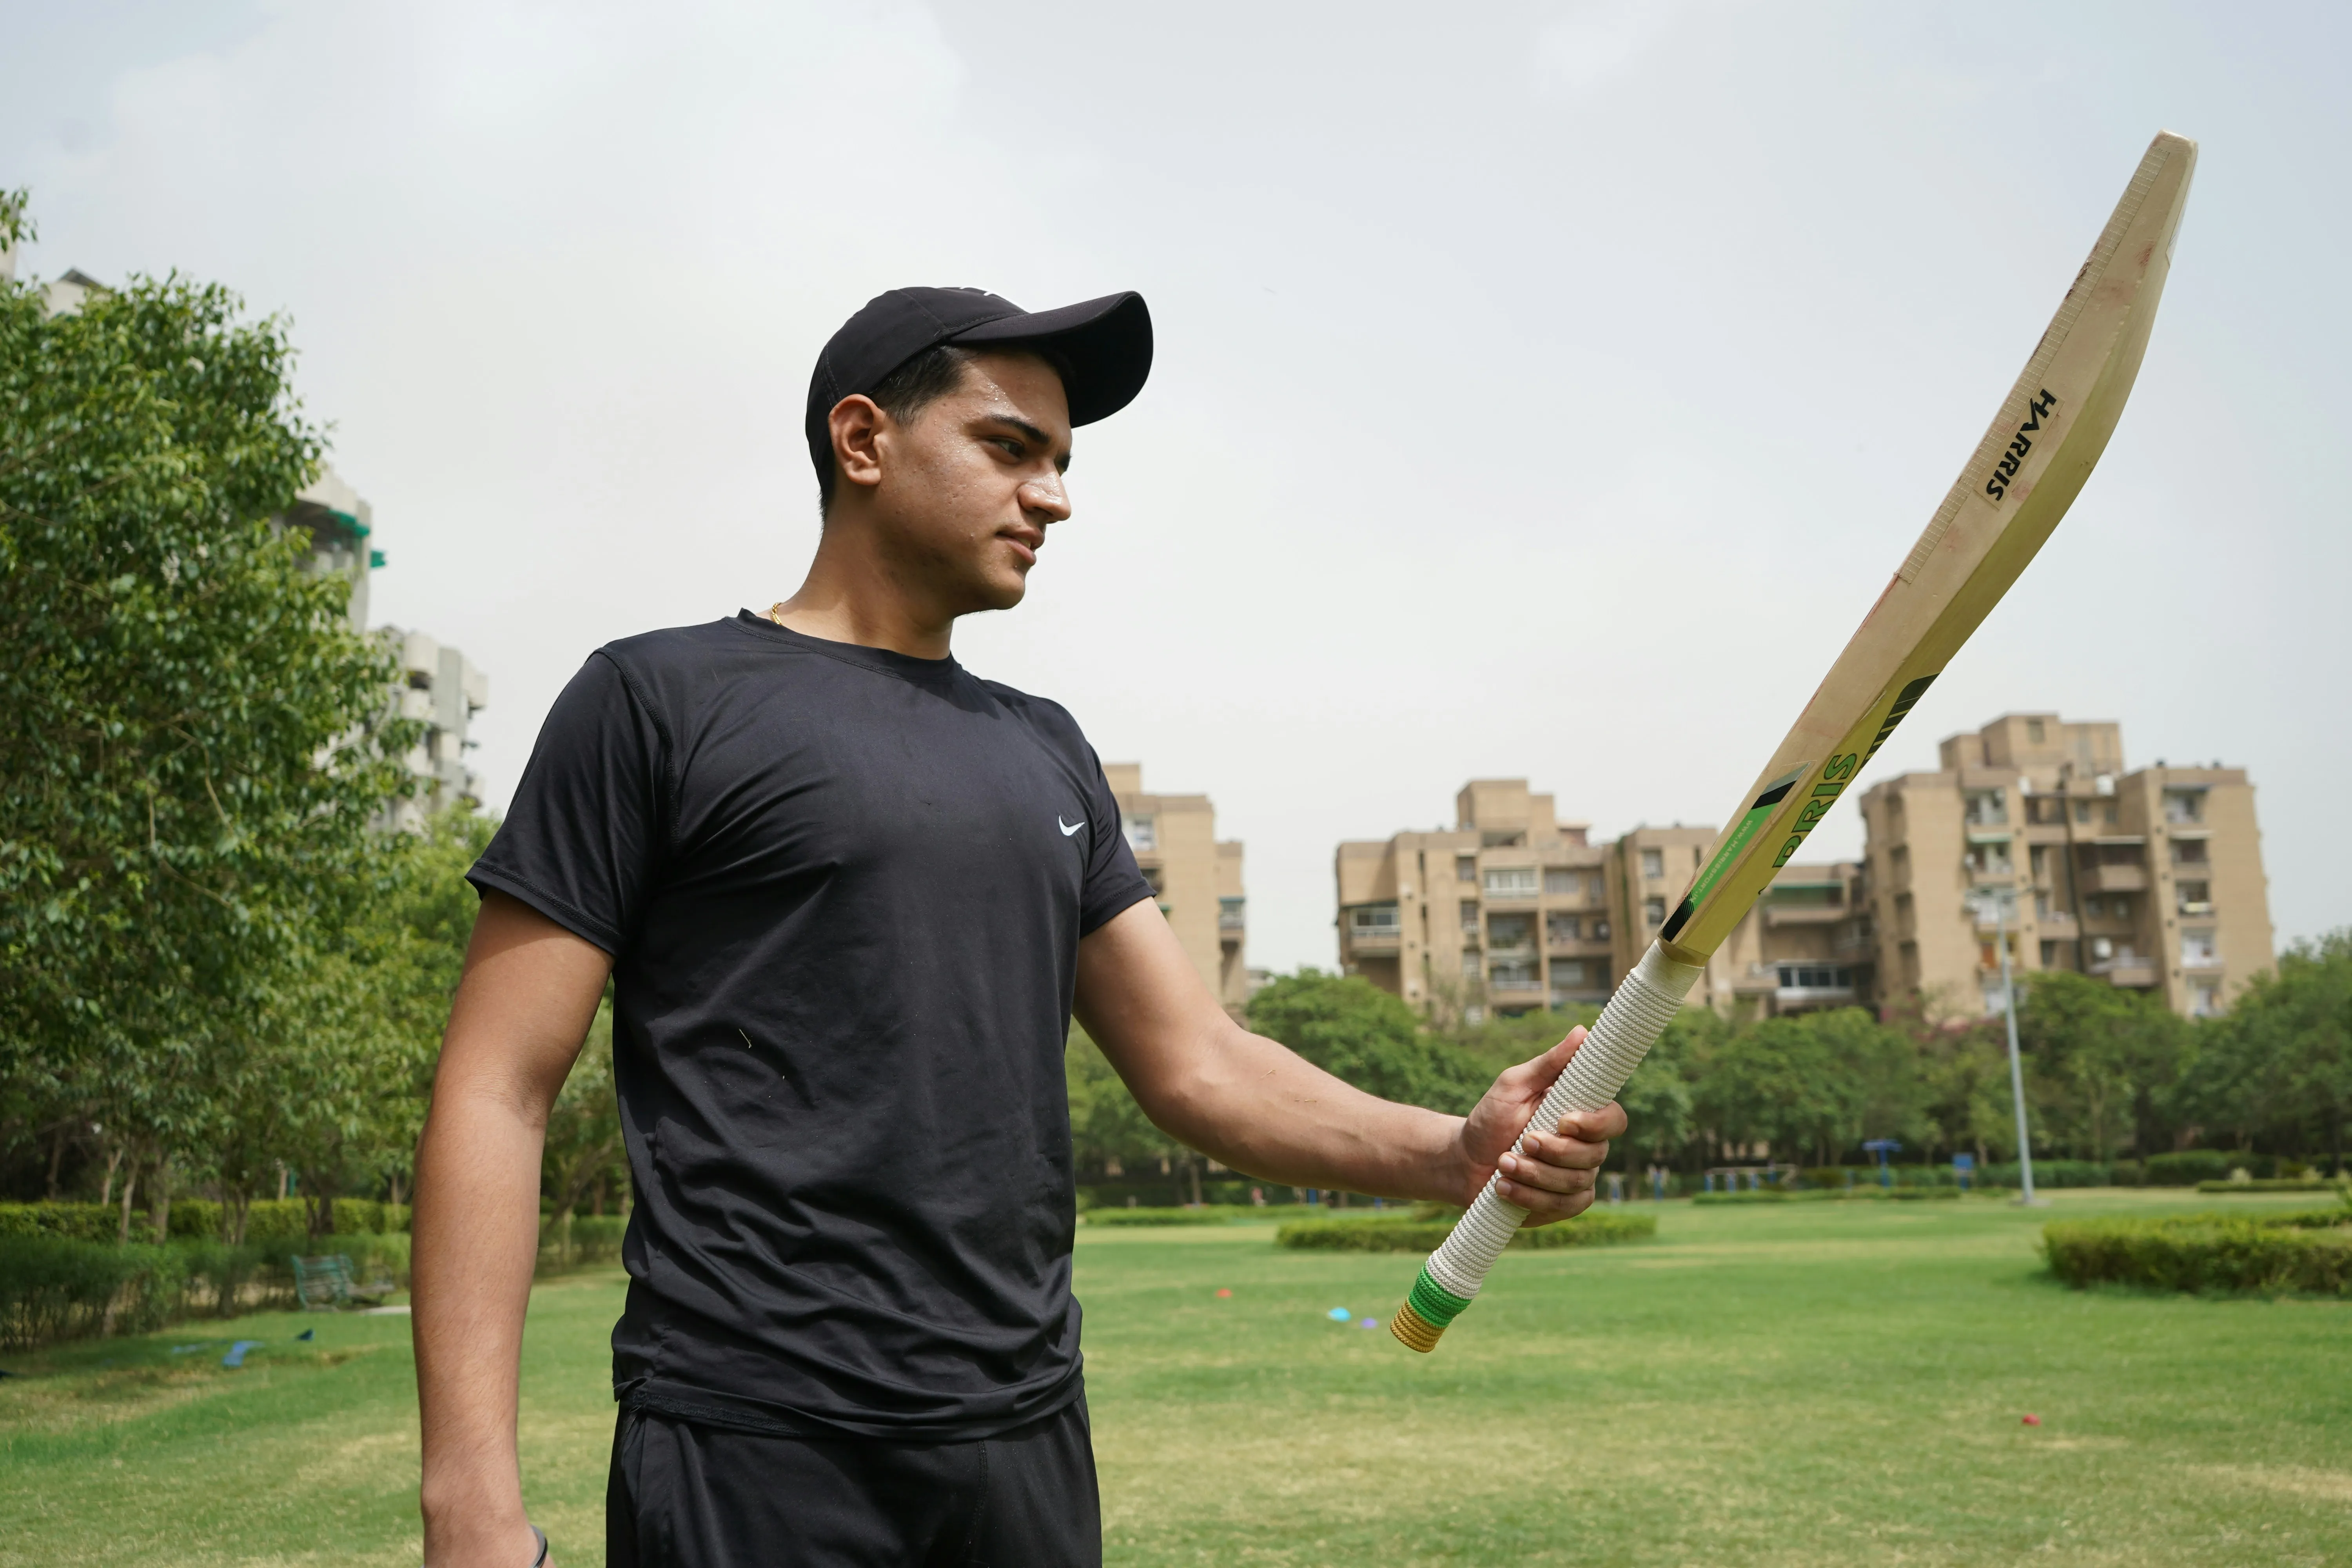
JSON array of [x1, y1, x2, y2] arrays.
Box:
[[290, 1254, 395, 1311]]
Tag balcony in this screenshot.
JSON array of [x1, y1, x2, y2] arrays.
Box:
[[2092, 957, 2158, 987], [2037, 910, 2079, 938], [1490, 976, 1544, 995], [2177, 900, 2214, 916], [1966, 863, 2017, 885], [1764, 903, 1849, 927], [1345, 926, 1401, 952], [2081, 863, 2148, 895]]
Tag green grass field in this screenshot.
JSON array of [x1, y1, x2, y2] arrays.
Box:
[[3, 1189, 2345, 1566]]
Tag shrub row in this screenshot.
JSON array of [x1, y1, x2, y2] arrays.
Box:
[[2043, 1210, 2352, 1295], [539, 1214, 626, 1269], [0, 1199, 411, 1243], [1275, 1211, 1655, 1253], [0, 1231, 414, 1350], [2194, 1178, 2338, 1194], [1694, 1186, 1963, 1205], [1082, 1205, 1269, 1227]]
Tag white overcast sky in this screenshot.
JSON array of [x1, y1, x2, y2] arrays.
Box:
[[6, 2, 2347, 973]]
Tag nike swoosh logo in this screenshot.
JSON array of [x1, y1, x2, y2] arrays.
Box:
[[1058, 816, 1086, 837]]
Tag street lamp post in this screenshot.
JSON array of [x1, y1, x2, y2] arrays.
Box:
[[1978, 890, 2044, 1208]]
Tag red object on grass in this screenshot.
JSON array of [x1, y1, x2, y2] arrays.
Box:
[[2022, 1414, 2041, 1426], [1215, 1288, 1232, 1298]]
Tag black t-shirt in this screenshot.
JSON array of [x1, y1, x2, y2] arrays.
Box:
[[467, 612, 1153, 1440]]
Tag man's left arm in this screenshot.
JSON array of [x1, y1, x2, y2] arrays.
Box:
[[1072, 900, 1624, 1222]]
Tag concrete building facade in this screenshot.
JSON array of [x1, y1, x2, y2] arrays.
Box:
[[1334, 780, 1871, 1022], [292, 466, 487, 824], [1105, 764, 1250, 1015], [1858, 713, 2273, 1018]]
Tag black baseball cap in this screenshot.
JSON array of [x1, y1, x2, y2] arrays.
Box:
[[804, 286, 1152, 481]]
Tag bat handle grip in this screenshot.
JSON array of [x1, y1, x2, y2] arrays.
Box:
[[1390, 939, 1704, 1352]]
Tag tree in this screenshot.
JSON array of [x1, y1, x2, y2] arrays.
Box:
[[1064, 1026, 1178, 1183], [2198, 931, 2352, 1172], [2017, 971, 2185, 1162], [1247, 969, 1489, 1114], [0, 188, 422, 1226]]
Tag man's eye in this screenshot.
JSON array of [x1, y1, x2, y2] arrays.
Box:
[[992, 438, 1024, 458]]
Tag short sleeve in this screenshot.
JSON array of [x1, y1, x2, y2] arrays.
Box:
[[468, 651, 668, 956], [1077, 747, 1156, 936]]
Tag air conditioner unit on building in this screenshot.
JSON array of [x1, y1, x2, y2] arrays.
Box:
[[2091, 937, 2114, 960]]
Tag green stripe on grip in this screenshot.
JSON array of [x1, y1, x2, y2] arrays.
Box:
[[1408, 1265, 1474, 1328]]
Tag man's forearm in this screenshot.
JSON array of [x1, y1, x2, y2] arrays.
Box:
[[413, 1089, 550, 1563], [1138, 1018, 1475, 1203]]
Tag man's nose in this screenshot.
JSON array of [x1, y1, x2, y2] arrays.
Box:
[[1019, 477, 1071, 522]]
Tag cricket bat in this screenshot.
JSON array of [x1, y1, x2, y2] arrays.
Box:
[[1390, 130, 2198, 1354]]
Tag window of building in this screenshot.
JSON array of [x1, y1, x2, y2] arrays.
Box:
[[1461, 949, 1482, 979], [2072, 799, 2094, 824], [1141, 866, 1165, 897], [2027, 719, 2046, 743], [2039, 939, 2062, 969], [1220, 897, 1246, 931], [2103, 800, 2119, 827], [2177, 880, 2212, 913], [1593, 918, 1611, 939], [1546, 912, 1580, 944], [1643, 897, 1666, 928], [1543, 867, 1577, 896], [2189, 982, 2220, 1017], [1455, 855, 1477, 883], [1459, 900, 1479, 933], [1483, 865, 1537, 899], [1488, 913, 1534, 950], [1348, 903, 1399, 936], [1122, 815, 1156, 851], [1888, 845, 1909, 880], [2163, 788, 2207, 824], [1964, 788, 2008, 826], [1551, 960, 1586, 991], [1640, 848, 1664, 879], [2034, 890, 2052, 920], [1490, 956, 1539, 989], [1965, 840, 2014, 877], [2181, 928, 2218, 966], [2029, 844, 2049, 882], [2171, 838, 2210, 866], [1776, 966, 1853, 990]]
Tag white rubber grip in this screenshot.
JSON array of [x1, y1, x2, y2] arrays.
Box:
[[1422, 940, 1705, 1301]]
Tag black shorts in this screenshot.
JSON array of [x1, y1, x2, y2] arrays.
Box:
[[606, 1396, 1101, 1567]]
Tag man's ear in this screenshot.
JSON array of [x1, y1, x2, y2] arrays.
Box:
[[829, 395, 887, 495]]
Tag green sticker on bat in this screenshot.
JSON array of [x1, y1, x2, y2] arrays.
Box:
[[1661, 766, 1806, 941]]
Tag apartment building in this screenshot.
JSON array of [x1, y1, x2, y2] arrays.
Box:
[[292, 467, 488, 823], [1337, 780, 1876, 1020], [1105, 764, 1250, 1015], [1857, 713, 2272, 1017]]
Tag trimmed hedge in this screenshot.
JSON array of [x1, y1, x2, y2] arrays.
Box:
[[1083, 1205, 1274, 1227], [2043, 1211, 2352, 1295], [1276, 1211, 1655, 1252], [539, 1214, 626, 1269], [0, 1199, 410, 1243], [1695, 1186, 1962, 1205], [2195, 1178, 2337, 1194], [0, 1230, 417, 1350]]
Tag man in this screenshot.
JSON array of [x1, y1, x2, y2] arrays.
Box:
[[413, 287, 1627, 1567]]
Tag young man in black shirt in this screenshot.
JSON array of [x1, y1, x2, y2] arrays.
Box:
[[412, 287, 1628, 1567]]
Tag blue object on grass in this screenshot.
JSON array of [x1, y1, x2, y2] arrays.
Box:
[[297, 1328, 315, 1341], [1327, 1307, 1352, 1322], [221, 1340, 264, 1369]]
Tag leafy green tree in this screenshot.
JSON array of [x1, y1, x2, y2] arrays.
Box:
[[1247, 969, 1489, 1114], [1064, 1025, 1178, 1182], [0, 191, 421, 1221], [2195, 931, 2352, 1171], [2018, 970, 2186, 1162]]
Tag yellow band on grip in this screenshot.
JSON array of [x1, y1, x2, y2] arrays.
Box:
[[1388, 1302, 1445, 1353]]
